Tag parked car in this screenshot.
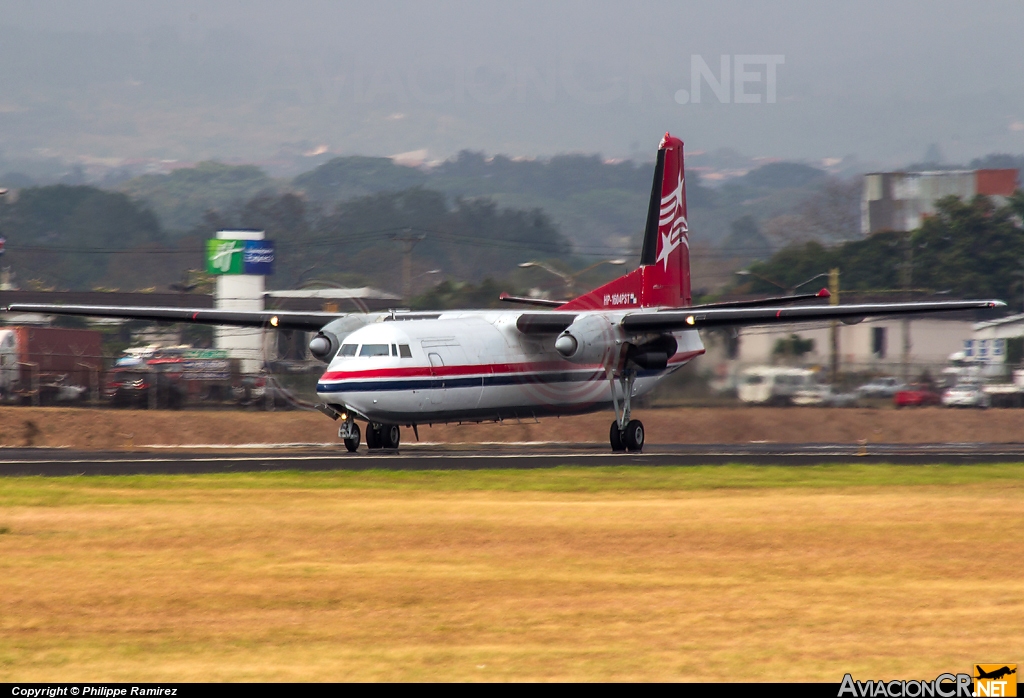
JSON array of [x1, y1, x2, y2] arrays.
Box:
[[894, 384, 942, 408], [857, 377, 905, 399], [792, 384, 860, 407], [232, 373, 296, 410], [942, 381, 991, 408]]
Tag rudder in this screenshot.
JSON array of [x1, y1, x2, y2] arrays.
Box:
[[558, 133, 691, 310]]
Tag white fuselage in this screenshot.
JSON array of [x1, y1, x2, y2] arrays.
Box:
[[315, 310, 704, 425]]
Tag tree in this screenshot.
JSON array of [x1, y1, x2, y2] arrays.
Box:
[[740, 192, 1024, 302], [0, 185, 169, 290], [119, 162, 276, 232], [293, 156, 428, 206], [722, 215, 772, 260], [773, 334, 815, 359]]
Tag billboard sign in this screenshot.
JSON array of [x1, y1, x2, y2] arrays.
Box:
[[206, 239, 274, 275]]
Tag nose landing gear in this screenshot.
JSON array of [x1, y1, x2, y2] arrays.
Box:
[[339, 419, 361, 453]]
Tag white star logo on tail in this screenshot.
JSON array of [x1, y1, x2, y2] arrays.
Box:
[[656, 176, 688, 271]]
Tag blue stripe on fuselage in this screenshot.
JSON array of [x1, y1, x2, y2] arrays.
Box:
[[316, 368, 669, 393]]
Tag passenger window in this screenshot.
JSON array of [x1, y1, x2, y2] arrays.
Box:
[[359, 344, 390, 357], [338, 344, 357, 357], [399, 344, 412, 358]]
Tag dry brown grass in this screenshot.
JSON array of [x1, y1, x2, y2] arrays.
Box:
[[1, 468, 1021, 681], [6, 405, 1024, 449]]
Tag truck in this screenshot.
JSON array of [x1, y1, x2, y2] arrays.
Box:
[[104, 346, 241, 409], [737, 366, 817, 406], [0, 326, 104, 405], [977, 369, 1024, 408]]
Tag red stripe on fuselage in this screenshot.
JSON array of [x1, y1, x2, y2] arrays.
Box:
[[319, 350, 703, 382]]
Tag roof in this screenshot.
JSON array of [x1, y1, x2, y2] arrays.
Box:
[[264, 287, 400, 300], [974, 312, 1024, 331]]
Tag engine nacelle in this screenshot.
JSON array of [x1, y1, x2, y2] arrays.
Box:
[[626, 335, 678, 370], [554, 314, 626, 365], [308, 330, 340, 363], [308, 314, 375, 363]]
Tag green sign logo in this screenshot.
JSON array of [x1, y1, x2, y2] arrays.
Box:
[[206, 240, 245, 275]]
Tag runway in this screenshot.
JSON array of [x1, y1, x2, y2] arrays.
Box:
[[3, 442, 1024, 475]]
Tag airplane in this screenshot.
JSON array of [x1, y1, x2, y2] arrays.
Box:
[[6, 133, 1005, 452], [975, 666, 1016, 681]]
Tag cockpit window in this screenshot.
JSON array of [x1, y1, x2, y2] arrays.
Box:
[[338, 344, 357, 357], [359, 344, 390, 357], [399, 344, 412, 358]]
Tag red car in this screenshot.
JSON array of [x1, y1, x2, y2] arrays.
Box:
[[894, 384, 942, 407]]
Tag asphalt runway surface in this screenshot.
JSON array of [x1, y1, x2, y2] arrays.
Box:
[[3, 442, 1024, 475]]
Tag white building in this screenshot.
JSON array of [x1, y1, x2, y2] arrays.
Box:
[[861, 169, 1017, 234], [973, 312, 1024, 343], [707, 316, 976, 385]]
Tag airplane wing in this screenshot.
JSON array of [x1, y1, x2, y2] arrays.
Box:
[[4, 303, 338, 332], [621, 299, 1005, 332]]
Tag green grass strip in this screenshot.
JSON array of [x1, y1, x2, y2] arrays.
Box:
[[0, 463, 1023, 506]]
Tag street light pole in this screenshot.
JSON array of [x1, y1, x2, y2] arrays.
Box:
[[518, 259, 626, 297], [829, 267, 840, 384], [391, 228, 426, 302], [735, 270, 830, 294]]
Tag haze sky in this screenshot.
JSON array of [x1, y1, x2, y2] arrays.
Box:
[[1, 0, 1023, 170]]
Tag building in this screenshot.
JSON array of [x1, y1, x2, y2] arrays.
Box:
[[733, 317, 973, 371], [707, 315, 978, 390], [861, 169, 1018, 234], [211, 230, 271, 374], [973, 312, 1024, 343]]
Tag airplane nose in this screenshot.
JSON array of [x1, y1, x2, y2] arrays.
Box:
[[554, 334, 577, 357]]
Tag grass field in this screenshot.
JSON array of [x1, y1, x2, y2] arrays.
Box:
[[1, 465, 1022, 681]]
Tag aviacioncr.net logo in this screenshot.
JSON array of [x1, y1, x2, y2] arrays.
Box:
[[839, 673, 974, 697]]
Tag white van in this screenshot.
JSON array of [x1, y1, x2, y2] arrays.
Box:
[[737, 367, 816, 406]]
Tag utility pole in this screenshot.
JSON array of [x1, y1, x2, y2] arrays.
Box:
[[829, 267, 840, 384], [900, 232, 913, 382], [391, 228, 425, 302]]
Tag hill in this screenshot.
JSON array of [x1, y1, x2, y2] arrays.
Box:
[[118, 162, 279, 233]]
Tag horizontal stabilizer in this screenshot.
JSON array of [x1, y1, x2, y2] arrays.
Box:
[[498, 293, 568, 308], [691, 288, 830, 311]]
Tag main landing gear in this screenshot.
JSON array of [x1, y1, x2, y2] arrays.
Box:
[[365, 423, 401, 451], [339, 417, 401, 452], [608, 368, 644, 452]]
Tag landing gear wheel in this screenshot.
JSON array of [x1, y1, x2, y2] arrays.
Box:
[[383, 424, 401, 450], [343, 423, 361, 453], [624, 419, 644, 452], [366, 424, 383, 450], [609, 421, 626, 452]]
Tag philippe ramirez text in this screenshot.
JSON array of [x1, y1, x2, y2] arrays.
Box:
[[11, 690, 178, 697]]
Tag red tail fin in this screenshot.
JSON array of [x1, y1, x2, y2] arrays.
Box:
[[558, 133, 690, 310]]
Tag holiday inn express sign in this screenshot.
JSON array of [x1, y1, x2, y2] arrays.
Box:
[[206, 239, 275, 275]]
